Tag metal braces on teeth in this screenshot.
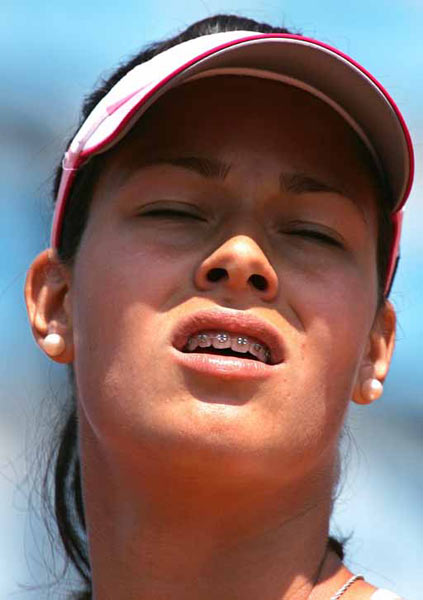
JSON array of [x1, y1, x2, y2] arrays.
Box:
[[185, 331, 270, 363]]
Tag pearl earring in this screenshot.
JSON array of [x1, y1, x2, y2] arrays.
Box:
[[361, 377, 383, 402], [43, 333, 66, 357]]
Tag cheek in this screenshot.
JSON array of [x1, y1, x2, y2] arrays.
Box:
[[74, 226, 195, 321], [295, 275, 375, 408], [272, 287, 373, 460], [69, 236, 193, 417]]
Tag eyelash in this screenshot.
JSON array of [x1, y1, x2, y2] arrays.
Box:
[[289, 229, 342, 247], [141, 210, 342, 247], [142, 208, 204, 220]]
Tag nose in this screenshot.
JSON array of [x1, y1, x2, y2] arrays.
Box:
[[194, 235, 279, 302]]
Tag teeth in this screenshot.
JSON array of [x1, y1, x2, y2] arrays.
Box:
[[184, 330, 271, 363], [231, 336, 250, 353], [213, 332, 231, 349], [197, 333, 211, 348], [250, 342, 270, 364], [187, 336, 200, 351]]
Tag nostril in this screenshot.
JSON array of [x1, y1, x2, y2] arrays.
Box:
[[249, 274, 268, 291], [207, 268, 228, 282]]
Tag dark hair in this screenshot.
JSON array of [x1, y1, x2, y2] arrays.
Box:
[[42, 14, 393, 599]]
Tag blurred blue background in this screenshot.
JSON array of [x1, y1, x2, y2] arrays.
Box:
[[1, 1, 422, 598]]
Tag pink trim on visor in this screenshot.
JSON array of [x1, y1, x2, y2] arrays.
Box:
[[51, 31, 414, 296]]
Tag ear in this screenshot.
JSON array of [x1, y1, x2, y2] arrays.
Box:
[[352, 300, 396, 405], [24, 248, 74, 363]]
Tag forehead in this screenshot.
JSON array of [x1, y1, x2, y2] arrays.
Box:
[[100, 75, 382, 205]]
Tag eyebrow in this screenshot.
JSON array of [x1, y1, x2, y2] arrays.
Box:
[[135, 156, 345, 195], [135, 155, 231, 180], [279, 171, 367, 223], [124, 155, 367, 222], [279, 172, 345, 196]]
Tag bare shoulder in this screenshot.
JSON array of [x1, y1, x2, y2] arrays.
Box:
[[329, 568, 405, 600], [346, 579, 405, 599], [368, 590, 406, 600], [315, 553, 405, 600]]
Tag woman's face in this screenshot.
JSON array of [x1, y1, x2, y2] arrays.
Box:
[[69, 76, 384, 482]]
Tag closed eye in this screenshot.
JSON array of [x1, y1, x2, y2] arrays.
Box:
[[289, 229, 343, 248], [141, 208, 205, 221]]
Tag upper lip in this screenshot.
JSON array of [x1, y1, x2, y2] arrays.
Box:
[[171, 308, 285, 365]]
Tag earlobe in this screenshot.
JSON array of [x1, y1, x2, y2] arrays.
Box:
[[42, 332, 67, 358], [356, 377, 384, 404], [352, 300, 396, 405], [24, 248, 74, 363]]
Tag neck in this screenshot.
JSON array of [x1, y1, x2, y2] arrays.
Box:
[[79, 416, 341, 600]]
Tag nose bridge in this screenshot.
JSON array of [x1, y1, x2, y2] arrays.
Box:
[[194, 230, 279, 302]]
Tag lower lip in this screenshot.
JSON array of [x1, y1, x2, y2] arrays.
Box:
[[171, 348, 281, 380]]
